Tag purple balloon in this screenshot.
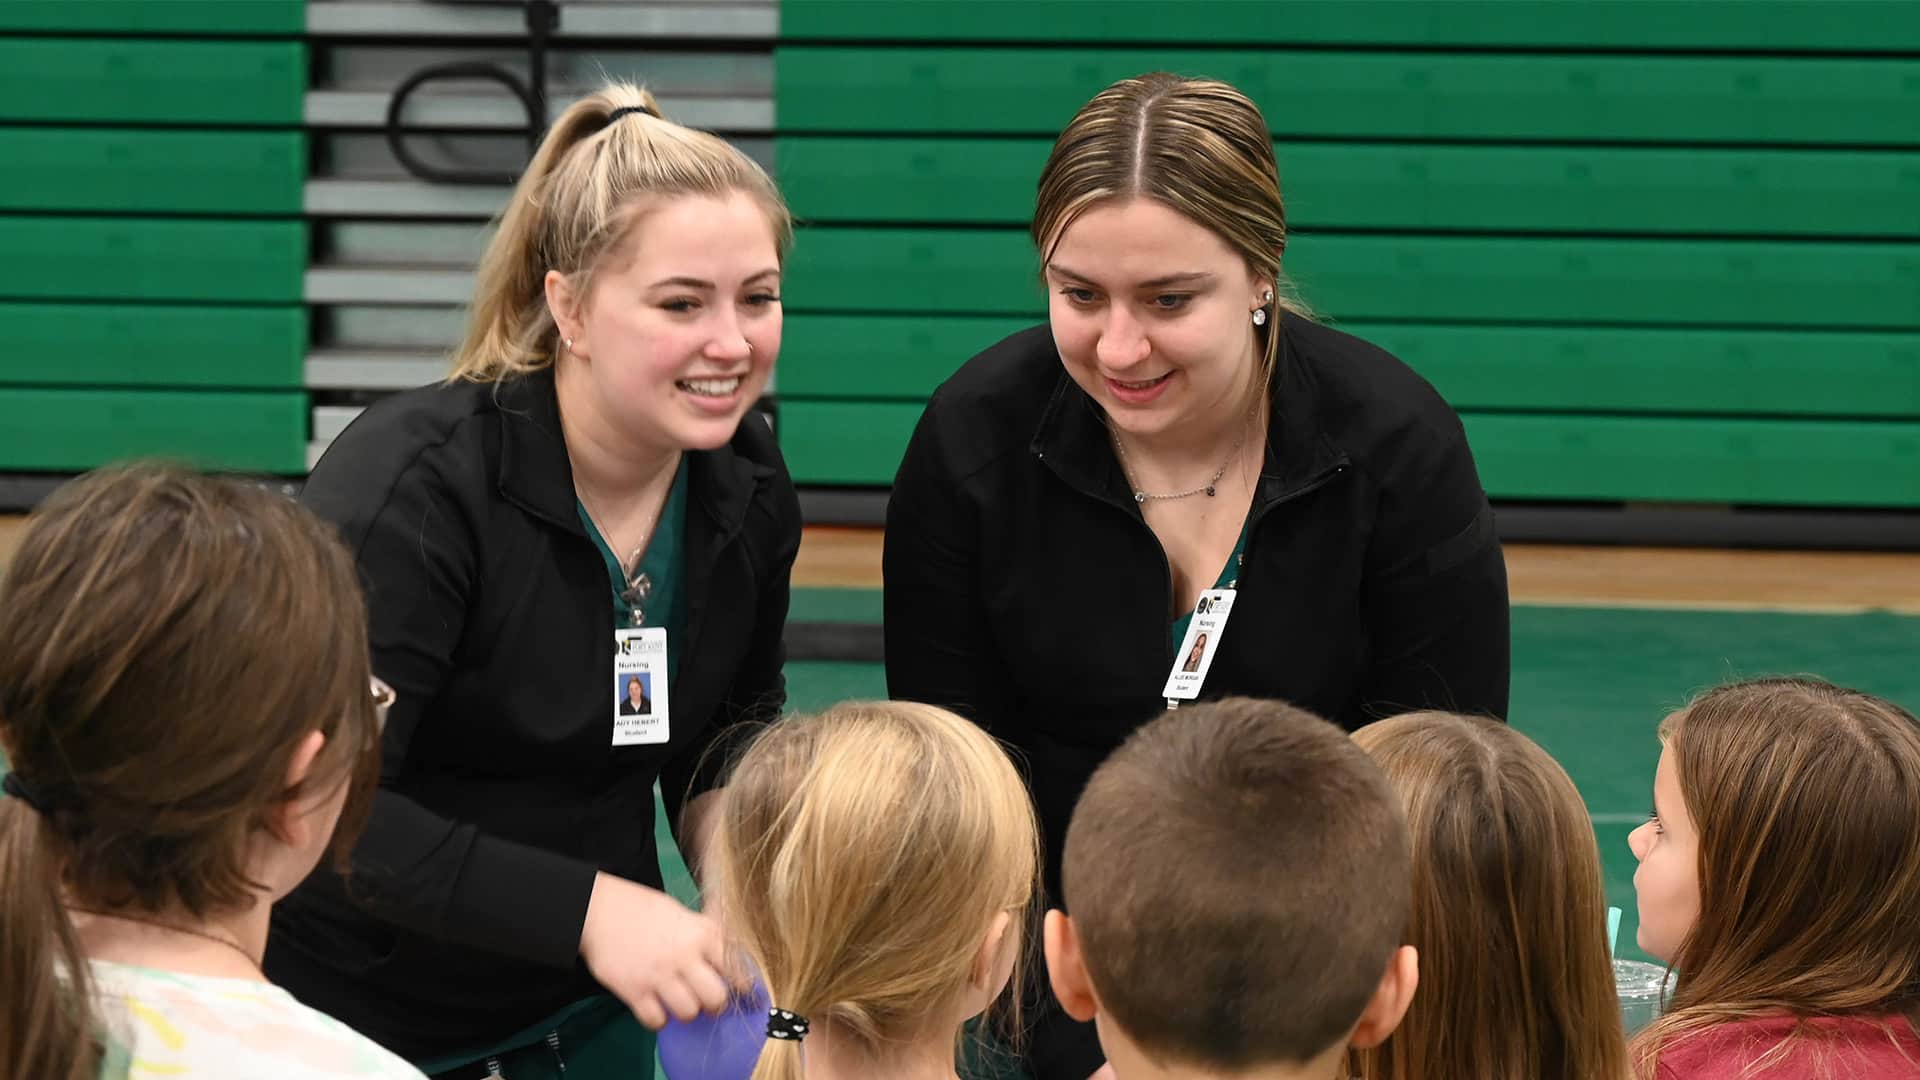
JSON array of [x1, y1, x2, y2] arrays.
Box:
[[657, 979, 771, 1080]]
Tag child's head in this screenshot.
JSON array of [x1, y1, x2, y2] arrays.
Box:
[[711, 701, 1040, 1080], [0, 464, 382, 1080], [1629, 678, 1920, 1064], [1045, 698, 1417, 1077], [452, 81, 793, 452], [1350, 711, 1629, 1080]]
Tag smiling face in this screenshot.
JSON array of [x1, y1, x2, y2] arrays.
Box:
[[549, 189, 783, 455], [1628, 739, 1702, 963], [1043, 198, 1271, 442]]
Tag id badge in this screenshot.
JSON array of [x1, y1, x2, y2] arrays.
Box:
[[1163, 589, 1235, 705], [612, 627, 670, 745]]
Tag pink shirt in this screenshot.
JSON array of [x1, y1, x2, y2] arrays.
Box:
[[1656, 1014, 1920, 1079]]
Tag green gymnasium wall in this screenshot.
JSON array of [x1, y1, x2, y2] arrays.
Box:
[[0, 2, 309, 474], [1, 1, 1918, 512], [773, 0, 1920, 508]]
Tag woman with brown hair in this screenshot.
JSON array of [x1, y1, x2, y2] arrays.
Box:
[[1628, 677, 1920, 1079], [883, 72, 1510, 1080], [1351, 711, 1630, 1080], [0, 464, 416, 1080], [265, 81, 799, 1079]]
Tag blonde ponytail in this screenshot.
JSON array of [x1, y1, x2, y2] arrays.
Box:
[[715, 704, 1041, 1079], [450, 82, 792, 383]]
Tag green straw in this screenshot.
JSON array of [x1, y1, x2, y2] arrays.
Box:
[[1607, 906, 1623, 959]]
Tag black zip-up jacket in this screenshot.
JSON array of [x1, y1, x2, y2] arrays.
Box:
[[265, 369, 799, 1062], [883, 320, 1509, 1080]]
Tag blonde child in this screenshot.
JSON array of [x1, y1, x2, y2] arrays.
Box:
[[709, 701, 1040, 1080]]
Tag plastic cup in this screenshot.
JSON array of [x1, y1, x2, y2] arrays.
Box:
[[1614, 958, 1671, 1035]]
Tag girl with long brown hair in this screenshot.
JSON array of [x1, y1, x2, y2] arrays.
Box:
[[1628, 678, 1920, 1079], [0, 464, 415, 1080], [710, 702, 1041, 1080], [1350, 711, 1630, 1080]]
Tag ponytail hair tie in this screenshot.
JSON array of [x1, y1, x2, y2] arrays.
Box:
[[607, 104, 658, 122], [766, 1008, 810, 1042], [3, 771, 47, 813]]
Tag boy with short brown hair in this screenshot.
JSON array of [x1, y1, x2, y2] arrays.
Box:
[[1044, 698, 1419, 1079]]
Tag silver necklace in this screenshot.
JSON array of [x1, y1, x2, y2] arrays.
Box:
[[578, 495, 658, 624], [1110, 418, 1252, 504]]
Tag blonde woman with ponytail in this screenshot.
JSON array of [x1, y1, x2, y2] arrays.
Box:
[[265, 83, 800, 1080], [711, 702, 1041, 1080]]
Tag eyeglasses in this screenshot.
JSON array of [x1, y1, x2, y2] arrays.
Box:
[[371, 676, 396, 733]]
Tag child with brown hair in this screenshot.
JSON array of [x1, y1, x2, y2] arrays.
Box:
[[1629, 677, 1920, 1079], [0, 464, 417, 1080], [709, 701, 1041, 1080], [1043, 698, 1418, 1080], [1350, 711, 1630, 1080]]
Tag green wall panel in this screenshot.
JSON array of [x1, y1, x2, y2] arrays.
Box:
[[782, 0, 1920, 51], [779, 315, 1036, 400], [0, 39, 304, 125], [0, 129, 305, 215], [784, 228, 1920, 329], [1465, 414, 1920, 507], [780, 400, 921, 486], [778, 138, 1920, 238], [1354, 325, 1920, 419], [0, 217, 306, 303], [0, 1, 303, 35], [786, 228, 1040, 316], [777, 315, 1920, 419], [778, 399, 1920, 507], [0, 303, 305, 389], [776, 48, 1920, 145], [1289, 236, 1920, 330], [778, 138, 1049, 227], [0, 389, 308, 473]]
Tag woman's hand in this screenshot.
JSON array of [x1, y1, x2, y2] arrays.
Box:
[[580, 872, 734, 1029]]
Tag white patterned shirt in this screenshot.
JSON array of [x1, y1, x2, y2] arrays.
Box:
[[88, 960, 427, 1079]]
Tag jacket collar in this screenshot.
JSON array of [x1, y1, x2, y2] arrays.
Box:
[[492, 367, 763, 542], [1029, 319, 1348, 510]]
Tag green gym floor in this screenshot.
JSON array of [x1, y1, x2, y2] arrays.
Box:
[[661, 589, 1920, 968]]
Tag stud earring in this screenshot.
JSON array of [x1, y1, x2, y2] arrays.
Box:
[[1252, 308, 1267, 326], [564, 337, 575, 351]]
